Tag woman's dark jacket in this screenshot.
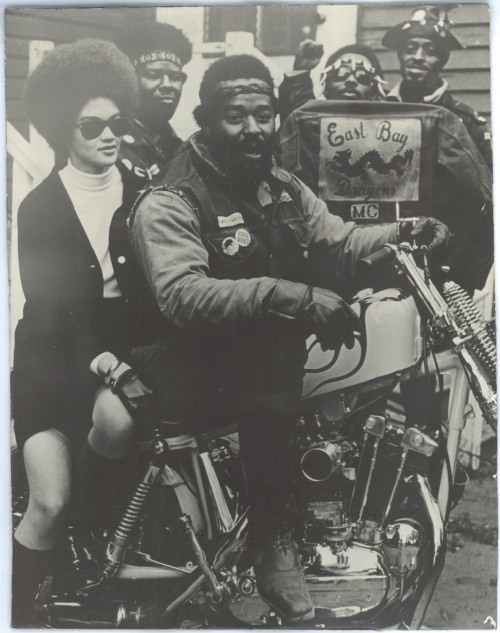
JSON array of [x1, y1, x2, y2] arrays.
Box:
[[12, 164, 167, 447]]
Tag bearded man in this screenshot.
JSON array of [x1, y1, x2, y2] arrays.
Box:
[[128, 54, 448, 622]]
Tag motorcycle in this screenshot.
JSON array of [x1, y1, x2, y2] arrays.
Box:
[[12, 242, 497, 629]]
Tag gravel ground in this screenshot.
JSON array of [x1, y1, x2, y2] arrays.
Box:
[[424, 471, 497, 630]]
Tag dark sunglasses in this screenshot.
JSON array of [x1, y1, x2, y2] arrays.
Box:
[[76, 117, 129, 140], [328, 66, 374, 86]]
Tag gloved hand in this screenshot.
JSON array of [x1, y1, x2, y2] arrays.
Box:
[[265, 280, 362, 351], [398, 217, 450, 252], [293, 39, 324, 71], [304, 287, 362, 350], [108, 362, 155, 422]]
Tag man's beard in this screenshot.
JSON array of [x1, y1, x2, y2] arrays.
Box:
[[208, 136, 274, 192], [229, 149, 274, 192]]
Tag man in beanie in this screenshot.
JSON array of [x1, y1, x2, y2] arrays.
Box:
[[382, 5, 492, 171], [116, 22, 192, 180], [280, 42, 387, 121], [128, 54, 449, 622]]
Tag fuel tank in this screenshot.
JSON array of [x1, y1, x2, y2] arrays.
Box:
[[302, 289, 422, 400]]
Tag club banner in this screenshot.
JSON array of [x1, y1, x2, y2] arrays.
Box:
[[318, 117, 422, 203]]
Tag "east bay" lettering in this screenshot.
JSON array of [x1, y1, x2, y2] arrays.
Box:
[[327, 120, 408, 153]]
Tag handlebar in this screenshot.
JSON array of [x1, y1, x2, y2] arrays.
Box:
[[356, 245, 395, 276]]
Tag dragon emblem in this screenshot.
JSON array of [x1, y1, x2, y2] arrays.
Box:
[[327, 149, 414, 180]]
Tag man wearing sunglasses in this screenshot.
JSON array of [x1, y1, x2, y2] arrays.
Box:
[[279, 43, 386, 123], [116, 22, 192, 181], [382, 6, 492, 172]]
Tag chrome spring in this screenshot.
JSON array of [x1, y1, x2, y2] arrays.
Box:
[[114, 481, 154, 541], [443, 281, 497, 381]]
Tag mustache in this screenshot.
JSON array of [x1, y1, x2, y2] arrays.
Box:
[[406, 61, 429, 68], [237, 138, 268, 153]]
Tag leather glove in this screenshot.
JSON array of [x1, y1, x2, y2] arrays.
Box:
[[265, 280, 362, 351], [304, 287, 362, 351], [108, 361, 155, 424], [398, 216, 450, 253], [293, 39, 324, 71]]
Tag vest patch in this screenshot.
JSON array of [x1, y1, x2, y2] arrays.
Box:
[[350, 203, 379, 220], [279, 191, 293, 203], [218, 212, 244, 228]]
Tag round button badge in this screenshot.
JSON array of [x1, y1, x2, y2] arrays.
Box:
[[222, 237, 239, 257], [235, 228, 251, 248]]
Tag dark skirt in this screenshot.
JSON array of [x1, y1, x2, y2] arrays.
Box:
[[12, 298, 131, 449]]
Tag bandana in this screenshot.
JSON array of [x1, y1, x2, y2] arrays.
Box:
[[133, 50, 182, 68], [213, 79, 274, 98]]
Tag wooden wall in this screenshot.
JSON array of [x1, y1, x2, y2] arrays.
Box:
[[357, 3, 491, 119]]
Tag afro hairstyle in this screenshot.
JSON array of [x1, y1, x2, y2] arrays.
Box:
[[24, 38, 138, 154], [325, 44, 384, 79], [193, 54, 276, 128], [116, 22, 192, 67]]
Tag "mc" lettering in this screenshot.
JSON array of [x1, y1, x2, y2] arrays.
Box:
[[351, 203, 379, 220]]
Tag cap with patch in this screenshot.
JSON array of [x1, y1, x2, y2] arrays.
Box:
[[382, 5, 464, 59]]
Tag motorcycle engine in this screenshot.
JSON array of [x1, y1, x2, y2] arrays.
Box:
[[226, 406, 440, 628]]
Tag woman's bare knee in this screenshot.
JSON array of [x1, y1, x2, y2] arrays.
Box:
[[28, 490, 69, 525], [91, 387, 135, 456]]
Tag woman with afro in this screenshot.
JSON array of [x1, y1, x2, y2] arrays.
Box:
[[11, 38, 166, 625]]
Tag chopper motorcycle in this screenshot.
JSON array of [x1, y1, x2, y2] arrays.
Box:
[[13, 241, 497, 629]]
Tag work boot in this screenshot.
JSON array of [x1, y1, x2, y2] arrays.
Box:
[[252, 522, 314, 622]]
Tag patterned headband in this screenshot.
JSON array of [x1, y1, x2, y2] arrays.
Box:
[[213, 81, 274, 98], [133, 50, 182, 68]]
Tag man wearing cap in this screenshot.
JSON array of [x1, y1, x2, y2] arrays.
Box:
[[382, 5, 492, 171], [129, 54, 449, 623], [279, 42, 387, 122], [116, 22, 192, 181]]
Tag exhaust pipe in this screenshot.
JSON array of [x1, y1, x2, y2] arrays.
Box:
[[47, 599, 152, 628]]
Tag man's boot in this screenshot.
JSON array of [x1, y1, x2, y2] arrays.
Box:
[[238, 414, 314, 622]]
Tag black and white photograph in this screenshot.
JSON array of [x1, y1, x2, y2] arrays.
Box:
[[5, 3, 497, 630]]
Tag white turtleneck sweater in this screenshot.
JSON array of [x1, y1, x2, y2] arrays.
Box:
[[59, 160, 124, 298]]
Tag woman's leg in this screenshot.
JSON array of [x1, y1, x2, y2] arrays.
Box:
[[13, 428, 72, 625], [89, 385, 136, 459], [76, 386, 138, 532]]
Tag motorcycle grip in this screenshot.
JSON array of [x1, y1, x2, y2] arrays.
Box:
[[356, 245, 394, 276]]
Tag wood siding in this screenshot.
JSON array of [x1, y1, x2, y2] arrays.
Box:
[[357, 3, 491, 119]]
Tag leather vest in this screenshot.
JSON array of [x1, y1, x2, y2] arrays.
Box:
[[150, 146, 318, 287]]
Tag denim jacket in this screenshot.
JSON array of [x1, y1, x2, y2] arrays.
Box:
[[279, 100, 493, 290], [130, 132, 397, 330]]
